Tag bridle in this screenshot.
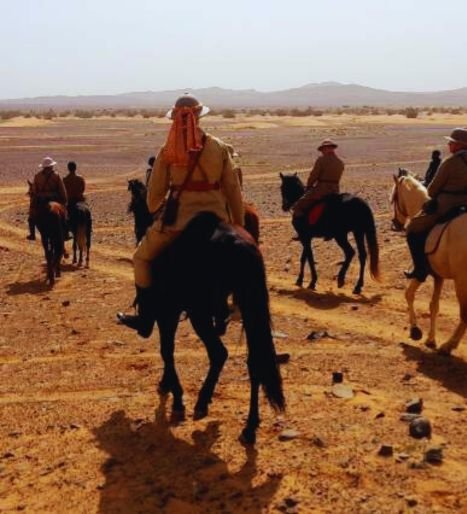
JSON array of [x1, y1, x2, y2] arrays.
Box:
[[391, 178, 408, 230]]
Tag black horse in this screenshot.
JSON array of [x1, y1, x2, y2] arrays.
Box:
[[279, 172, 380, 294], [68, 201, 92, 267], [127, 179, 153, 245], [143, 212, 285, 445]]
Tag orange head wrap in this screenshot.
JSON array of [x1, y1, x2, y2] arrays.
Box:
[[162, 106, 204, 166]]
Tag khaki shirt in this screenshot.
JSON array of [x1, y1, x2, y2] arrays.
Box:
[[33, 169, 67, 205], [306, 153, 344, 199], [63, 173, 86, 204], [147, 133, 244, 231]]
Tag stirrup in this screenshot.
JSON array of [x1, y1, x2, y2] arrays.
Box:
[[404, 269, 427, 282]]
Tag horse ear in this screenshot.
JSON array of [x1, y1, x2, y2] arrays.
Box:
[[279, 172, 284, 179], [27, 179, 32, 186], [293, 172, 298, 177]]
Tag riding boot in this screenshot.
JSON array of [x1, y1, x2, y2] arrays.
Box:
[[117, 286, 155, 338], [404, 231, 429, 282], [26, 218, 36, 241]]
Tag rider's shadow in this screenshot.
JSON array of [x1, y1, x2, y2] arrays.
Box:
[[94, 398, 281, 514]]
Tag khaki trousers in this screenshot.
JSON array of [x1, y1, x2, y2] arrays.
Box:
[[133, 223, 179, 288]]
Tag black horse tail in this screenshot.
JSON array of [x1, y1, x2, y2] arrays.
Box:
[[363, 204, 381, 281], [232, 242, 285, 412]]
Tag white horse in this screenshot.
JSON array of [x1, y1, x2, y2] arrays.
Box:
[[391, 169, 467, 355]]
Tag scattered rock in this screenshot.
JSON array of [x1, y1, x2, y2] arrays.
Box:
[[112, 340, 126, 346], [409, 417, 432, 439], [406, 497, 418, 507], [311, 436, 326, 448], [425, 446, 443, 464], [451, 405, 465, 412], [395, 453, 410, 463], [70, 329, 79, 335], [69, 423, 81, 430], [62, 300, 71, 307], [332, 384, 354, 399], [332, 371, 344, 384], [402, 373, 414, 382], [2, 451, 15, 459], [307, 330, 331, 341], [400, 413, 421, 423], [276, 353, 290, 364], [405, 398, 423, 414], [375, 411, 385, 419], [278, 429, 300, 441], [272, 331, 288, 339], [378, 444, 393, 457], [8, 431, 22, 438], [351, 305, 358, 311]]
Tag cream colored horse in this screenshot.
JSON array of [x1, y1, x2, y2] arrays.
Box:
[[391, 170, 467, 355]]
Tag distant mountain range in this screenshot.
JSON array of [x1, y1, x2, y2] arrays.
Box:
[[1, 82, 467, 110]]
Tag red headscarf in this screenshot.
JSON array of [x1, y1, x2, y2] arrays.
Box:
[[162, 106, 204, 166]]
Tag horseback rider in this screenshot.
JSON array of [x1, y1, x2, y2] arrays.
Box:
[[63, 161, 86, 207], [292, 139, 344, 221], [117, 94, 244, 337], [424, 149, 442, 187], [405, 128, 467, 282], [32, 156, 68, 208], [145, 155, 156, 187]]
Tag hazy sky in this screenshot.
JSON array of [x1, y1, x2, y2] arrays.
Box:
[[1, 0, 466, 99]]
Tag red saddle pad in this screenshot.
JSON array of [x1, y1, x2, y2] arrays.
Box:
[[308, 202, 326, 225]]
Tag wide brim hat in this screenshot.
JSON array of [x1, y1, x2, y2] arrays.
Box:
[[165, 93, 210, 119], [317, 139, 338, 151], [444, 127, 467, 146], [38, 156, 57, 169]]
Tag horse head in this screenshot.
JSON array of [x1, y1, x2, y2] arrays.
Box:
[[391, 169, 429, 230], [279, 172, 304, 211]]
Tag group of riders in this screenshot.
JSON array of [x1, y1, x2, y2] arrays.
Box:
[[27, 94, 467, 337]]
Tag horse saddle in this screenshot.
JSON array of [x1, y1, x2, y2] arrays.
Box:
[[425, 206, 467, 254]]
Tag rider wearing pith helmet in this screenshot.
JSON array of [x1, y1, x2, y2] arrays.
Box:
[[117, 94, 244, 337], [405, 127, 467, 281]]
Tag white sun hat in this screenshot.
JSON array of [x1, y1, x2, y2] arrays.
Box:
[[38, 156, 57, 169]]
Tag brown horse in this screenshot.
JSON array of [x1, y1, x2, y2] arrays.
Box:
[[391, 171, 467, 355]]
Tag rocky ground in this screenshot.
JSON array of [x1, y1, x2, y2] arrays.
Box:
[[0, 115, 466, 513]]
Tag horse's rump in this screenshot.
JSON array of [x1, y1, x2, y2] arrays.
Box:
[[426, 211, 467, 255], [244, 202, 260, 243]]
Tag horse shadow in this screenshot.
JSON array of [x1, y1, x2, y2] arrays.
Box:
[[6, 278, 52, 296], [277, 286, 383, 310], [401, 342, 467, 398], [94, 397, 281, 514]]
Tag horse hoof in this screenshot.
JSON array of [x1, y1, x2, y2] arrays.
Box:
[[337, 278, 345, 288], [410, 326, 423, 341], [352, 287, 362, 295], [425, 340, 436, 350], [157, 382, 171, 395], [295, 280, 303, 287], [238, 429, 256, 446], [438, 345, 452, 356], [170, 408, 186, 424], [307, 283, 316, 290], [193, 408, 208, 421]]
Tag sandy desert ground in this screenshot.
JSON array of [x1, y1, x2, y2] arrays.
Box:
[[0, 114, 466, 514]]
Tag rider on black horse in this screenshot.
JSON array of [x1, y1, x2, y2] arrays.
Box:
[[292, 138, 345, 231]]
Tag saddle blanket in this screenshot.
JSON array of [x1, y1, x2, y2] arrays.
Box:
[[307, 202, 326, 225]]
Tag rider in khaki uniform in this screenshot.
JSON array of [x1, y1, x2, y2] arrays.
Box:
[[118, 95, 244, 337], [292, 139, 344, 218], [405, 128, 467, 281]]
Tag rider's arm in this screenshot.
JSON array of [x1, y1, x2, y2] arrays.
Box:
[[147, 151, 170, 214], [306, 157, 322, 188], [427, 159, 449, 198], [221, 150, 244, 225]]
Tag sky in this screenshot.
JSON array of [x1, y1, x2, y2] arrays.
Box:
[[1, 0, 466, 99]]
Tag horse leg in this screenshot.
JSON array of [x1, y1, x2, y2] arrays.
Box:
[[306, 240, 318, 290], [405, 278, 423, 340], [353, 230, 367, 294], [296, 244, 306, 287], [85, 219, 91, 268], [439, 280, 467, 355], [157, 311, 185, 422], [424, 276, 443, 349], [239, 363, 260, 446], [190, 312, 228, 420], [72, 234, 77, 264], [335, 234, 355, 288]]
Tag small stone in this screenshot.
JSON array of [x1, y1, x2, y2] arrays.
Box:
[[311, 436, 326, 448], [278, 429, 300, 441], [400, 413, 421, 422], [70, 329, 79, 335], [276, 353, 290, 364], [112, 340, 126, 346], [285, 497, 299, 508], [406, 497, 418, 507], [425, 446, 443, 464], [332, 384, 354, 399], [69, 423, 81, 430], [395, 453, 410, 463], [378, 444, 393, 457], [306, 330, 330, 341], [332, 371, 344, 384], [62, 300, 70, 307], [2, 452, 15, 459], [405, 398, 423, 414], [409, 417, 432, 439], [351, 305, 358, 311], [375, 411, 385, 419], [272, 331, 288, 339], [402, 373, 414, 382], [451, 405, 465, 412]]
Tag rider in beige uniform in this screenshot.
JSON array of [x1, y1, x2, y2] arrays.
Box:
[[292, 139, 344, 218], [118, 95, 244, 337], [405, 128, 467, 281]]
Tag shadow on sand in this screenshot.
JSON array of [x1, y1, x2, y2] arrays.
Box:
[[94, 396, 281, 514], [401, 342, 467, 398], [6, 278, 52, 296], [277, 286, 383, 310]]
